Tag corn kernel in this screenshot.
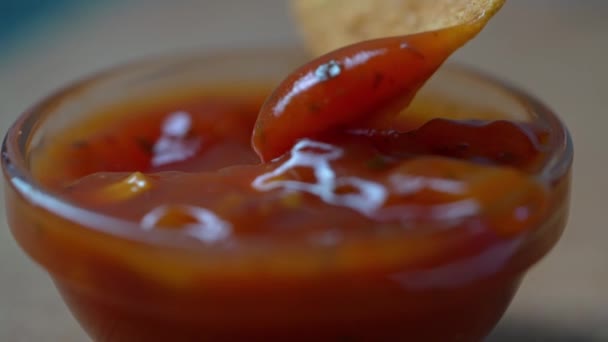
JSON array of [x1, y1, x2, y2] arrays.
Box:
[[96, 172, 152, 201]]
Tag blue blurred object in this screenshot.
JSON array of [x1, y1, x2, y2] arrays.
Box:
[[0, 0, 86, 53]]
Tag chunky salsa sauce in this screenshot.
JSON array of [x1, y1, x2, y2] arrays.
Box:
[[35, 94, 548, 240], [19, 24, 561, 342]]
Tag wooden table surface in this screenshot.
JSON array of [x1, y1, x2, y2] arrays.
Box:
[[0, 1, 606, 341]]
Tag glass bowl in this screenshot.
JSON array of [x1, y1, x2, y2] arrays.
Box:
[[2, 48, 572, 341]]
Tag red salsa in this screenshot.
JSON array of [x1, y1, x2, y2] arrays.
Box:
[[8, 21, 567, 341], [35, 27, 550, 242], [26, 85, 552, 341]]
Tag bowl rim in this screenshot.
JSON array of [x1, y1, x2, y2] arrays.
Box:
[[1, 47, 573, 251]]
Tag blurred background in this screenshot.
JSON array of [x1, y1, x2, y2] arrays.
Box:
[[0, 1, 606, 341]]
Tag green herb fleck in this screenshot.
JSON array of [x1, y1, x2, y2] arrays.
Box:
[[366, 155, 390, 170], [135, 137, 154, 154], [71, 140, 89, 149]]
